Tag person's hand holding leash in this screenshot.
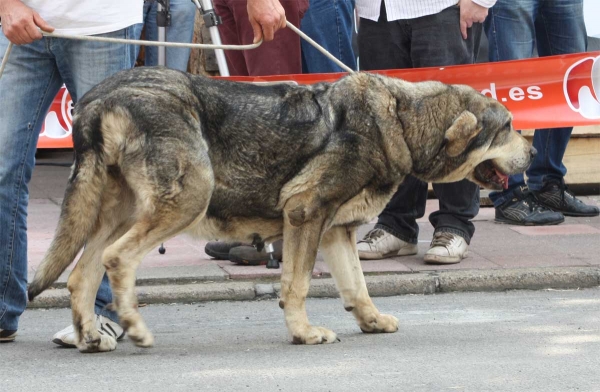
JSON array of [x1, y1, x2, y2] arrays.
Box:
[[0, 0, 54, 45], [458, 0, 488, 39], [247, 0, 286, 44]]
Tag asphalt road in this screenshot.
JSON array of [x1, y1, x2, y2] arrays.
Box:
[[2, 288, 600, 392]]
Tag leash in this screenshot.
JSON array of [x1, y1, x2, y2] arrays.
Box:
[[285, 21, 355, 73], [0, 20, 355, 80]]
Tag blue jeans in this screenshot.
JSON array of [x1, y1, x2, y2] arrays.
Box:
[[137, 0, 197, 71], [300, 0, 357, 73], [484, 0, 587, 207], [0, 26, 138, 330]]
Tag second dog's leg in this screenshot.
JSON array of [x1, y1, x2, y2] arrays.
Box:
[[320, 226, 398, 334]]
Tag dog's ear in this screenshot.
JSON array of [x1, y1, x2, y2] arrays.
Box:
[[444, 111, 480, 157]]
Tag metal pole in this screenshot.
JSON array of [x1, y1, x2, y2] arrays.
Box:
[[157, 0, 171, 67], [157, 0, 170, 255], [194, 0, 230, 76]]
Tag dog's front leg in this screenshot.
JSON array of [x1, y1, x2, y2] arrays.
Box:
[[320, 226, 399, 334], [279, 208, 337, 344]]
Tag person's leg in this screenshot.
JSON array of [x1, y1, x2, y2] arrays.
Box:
[[226, 0, 307, 76], [483, 0, 536, 208], [373, 176, 427, 246], [164, 0, 197, 71], [410, 5, 481, 68], [429, 181, 479, 244], [527, 0, 596, 216], [483, 0, 541, 209], [134, 1, 154, 61], [355, 4, 422, 259], [482, 0, 572, 224], [527, 0, 585, 188], [357, 3, 411, 71], [55, 26, 139, 322], [50, 27, 138, 347], [405, 6, 481, 263], [143, 0, 196, 71], [213, 0, 250, 76], [0, 34, 63, 336], [300, 0, 357, 73]]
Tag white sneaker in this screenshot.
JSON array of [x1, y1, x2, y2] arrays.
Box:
[[357, 228, 418, 260], [52, 314, 125, 348], [424, 232, 468, 264]]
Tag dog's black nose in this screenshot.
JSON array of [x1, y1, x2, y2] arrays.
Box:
[[530, 146, 537, 159]]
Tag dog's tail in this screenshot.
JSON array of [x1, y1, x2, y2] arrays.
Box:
[[28, 110, 108, 301]]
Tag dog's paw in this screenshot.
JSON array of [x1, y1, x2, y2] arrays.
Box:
[[291, 326, 339, 345], [129, 331, 154, 348], [78, 334, 117, 353], [127, 325, 154, 348], [359, 313, 399, 334]]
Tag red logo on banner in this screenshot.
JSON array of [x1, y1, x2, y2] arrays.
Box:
[[39, 86, 73, 139], [564, 56, 600, 120]]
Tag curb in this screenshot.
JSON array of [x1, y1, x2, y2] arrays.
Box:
[[27, 267, 600, 309]]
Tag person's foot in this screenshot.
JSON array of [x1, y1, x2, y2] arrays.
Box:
[[204, 241, 246, 260], [357, 228, 418, 260], [423, 232, 468, 264], [0, 329, 17, 343], [52, 314, 125, 348], [495, 186, 565, 226], [229, 239, 283, 265], [533, 179, 600, 217]]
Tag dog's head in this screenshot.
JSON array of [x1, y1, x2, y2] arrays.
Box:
[[391, 81, 535, 190]]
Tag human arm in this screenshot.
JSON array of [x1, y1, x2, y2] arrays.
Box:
[[247, 0, 286, 44], [0, 0, 54, 45], [458, 0, 496, 39]]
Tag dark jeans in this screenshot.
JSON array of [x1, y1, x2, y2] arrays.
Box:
[[484, 0, 587, 207], [357, 4, 481, 244]]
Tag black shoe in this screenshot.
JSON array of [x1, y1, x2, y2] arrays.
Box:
[[205, 241, 246, 260], [533, 179, 600, 217], [229, 239, 283, 266], [0, 329, 17, 343], [495, 186, 564, 226]]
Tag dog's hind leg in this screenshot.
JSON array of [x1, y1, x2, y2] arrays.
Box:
[[279, 208, 337, 345], [68, 226, 127, 353], [68, 186, 135, 353], [320, 226, 399, 334], [67, 246, 113, 353], [102, 163, 212, 348], [102, 205, 206, 348]]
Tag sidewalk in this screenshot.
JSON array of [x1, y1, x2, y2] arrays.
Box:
[[28, 151, 600, 308]]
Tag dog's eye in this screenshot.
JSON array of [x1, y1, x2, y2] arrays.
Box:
[[503, 120, 512, 129]]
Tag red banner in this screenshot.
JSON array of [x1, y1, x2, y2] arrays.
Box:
[[37, 51, 600, 149]]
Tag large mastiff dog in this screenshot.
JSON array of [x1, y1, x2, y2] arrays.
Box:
[[29, 67, 534, 352]]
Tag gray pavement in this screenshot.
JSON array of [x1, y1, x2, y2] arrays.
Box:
[[3, 289, 600, 391], [27, 150, 600, 308]]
